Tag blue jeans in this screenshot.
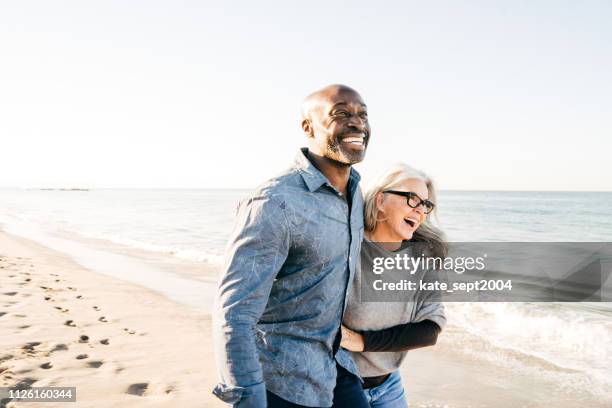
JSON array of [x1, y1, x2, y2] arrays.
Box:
[[267, 364, 369, 408], [363, 371, 408, 408], [332, 364, 370, 408]]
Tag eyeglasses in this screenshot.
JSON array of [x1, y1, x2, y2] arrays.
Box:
[[383, 190, 436, 214]]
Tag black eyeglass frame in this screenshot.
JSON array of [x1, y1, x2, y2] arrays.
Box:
[[382, 190, 436, 214]]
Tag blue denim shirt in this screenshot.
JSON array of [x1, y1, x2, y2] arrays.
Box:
[[212, 148, 364, 407]]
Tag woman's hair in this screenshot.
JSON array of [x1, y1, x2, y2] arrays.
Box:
[[363, 163, 448, 258]]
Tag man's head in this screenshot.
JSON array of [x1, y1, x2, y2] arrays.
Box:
[[301, 84, 370, 166]]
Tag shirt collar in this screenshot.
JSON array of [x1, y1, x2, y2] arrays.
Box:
[[295, 147, 361, 193]]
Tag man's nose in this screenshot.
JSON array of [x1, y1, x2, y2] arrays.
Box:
[[347, 114, 367, 130]]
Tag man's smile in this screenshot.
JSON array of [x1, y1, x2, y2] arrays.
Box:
[[340, 133, 368, 150]]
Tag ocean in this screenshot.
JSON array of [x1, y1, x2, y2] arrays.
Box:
[[0, 189, 611, 402]]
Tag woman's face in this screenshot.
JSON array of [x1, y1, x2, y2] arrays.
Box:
[[376, 178, 429, 241]]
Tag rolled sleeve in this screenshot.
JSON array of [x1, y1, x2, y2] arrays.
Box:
[[212, 382, 266, 407], [414, 269, 447, 330], [212, 195, 290, 406]]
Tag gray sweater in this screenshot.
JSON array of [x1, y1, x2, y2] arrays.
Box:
[[342, 239, 446, 377]]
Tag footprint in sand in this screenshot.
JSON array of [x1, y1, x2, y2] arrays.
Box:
[[10, 376, 37, 389], [51, 344, 68, 353], [126, 383, 148, 396], [87, 360, 104, 368], [0, 312, 6, 318], [40, 362, 53, 370], [2, 292, 17, 297], [54, 306, 69, 313], [78, 335, 89, 343], [0, 355, 13, 364], [75, 354, 88, 360], [64, 320, 76, 327], [21, 342, 41, 356], [93, 306, 100, 311], [100, 339, 109, 345]]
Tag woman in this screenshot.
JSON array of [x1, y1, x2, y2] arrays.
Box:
[[340, 163, 448, 408]]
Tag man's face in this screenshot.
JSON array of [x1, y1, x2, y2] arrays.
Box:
[[306, 90, 370, 165]]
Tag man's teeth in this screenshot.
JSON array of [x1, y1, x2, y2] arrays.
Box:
[[344, 137, 365, 145]]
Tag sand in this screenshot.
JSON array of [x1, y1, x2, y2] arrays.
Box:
[[0, 231, 223, 408]]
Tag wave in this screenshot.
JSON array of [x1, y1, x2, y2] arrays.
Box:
[[0, 211, 226, 266], [446, 303, 612, 400], [73, 231, 226, 266]]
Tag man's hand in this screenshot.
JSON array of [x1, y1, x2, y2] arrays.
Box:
[[340, 325, 365, 352]]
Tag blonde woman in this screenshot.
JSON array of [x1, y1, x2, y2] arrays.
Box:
[[339, 163, 447, 408]]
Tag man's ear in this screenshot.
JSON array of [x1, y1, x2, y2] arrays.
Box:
[[301, 118, 314, 138]]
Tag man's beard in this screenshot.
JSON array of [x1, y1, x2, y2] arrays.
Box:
[[326, 135, 366, 165]]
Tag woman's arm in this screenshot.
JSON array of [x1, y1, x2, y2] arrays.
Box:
[[341, 320, 441, 352]]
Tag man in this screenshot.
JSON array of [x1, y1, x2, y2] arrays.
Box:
[[213, 84, 371, 407]]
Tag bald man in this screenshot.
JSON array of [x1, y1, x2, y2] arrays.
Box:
[[213, 85, 371, 407]]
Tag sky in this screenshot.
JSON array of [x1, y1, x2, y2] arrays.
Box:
[[1, 1, 610, 191]]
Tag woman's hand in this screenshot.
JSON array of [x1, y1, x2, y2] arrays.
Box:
[[340, 325, 365, 352]]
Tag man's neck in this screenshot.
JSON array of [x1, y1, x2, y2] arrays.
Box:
[[306, 150, 352, 196]]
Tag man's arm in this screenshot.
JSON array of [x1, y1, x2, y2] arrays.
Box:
[[212, 195, 290, 407]]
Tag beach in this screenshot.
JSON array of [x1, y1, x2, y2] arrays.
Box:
[[1, 188, 610, 408], [0, 230, 222, 408], [2, 229, 610, 408]]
